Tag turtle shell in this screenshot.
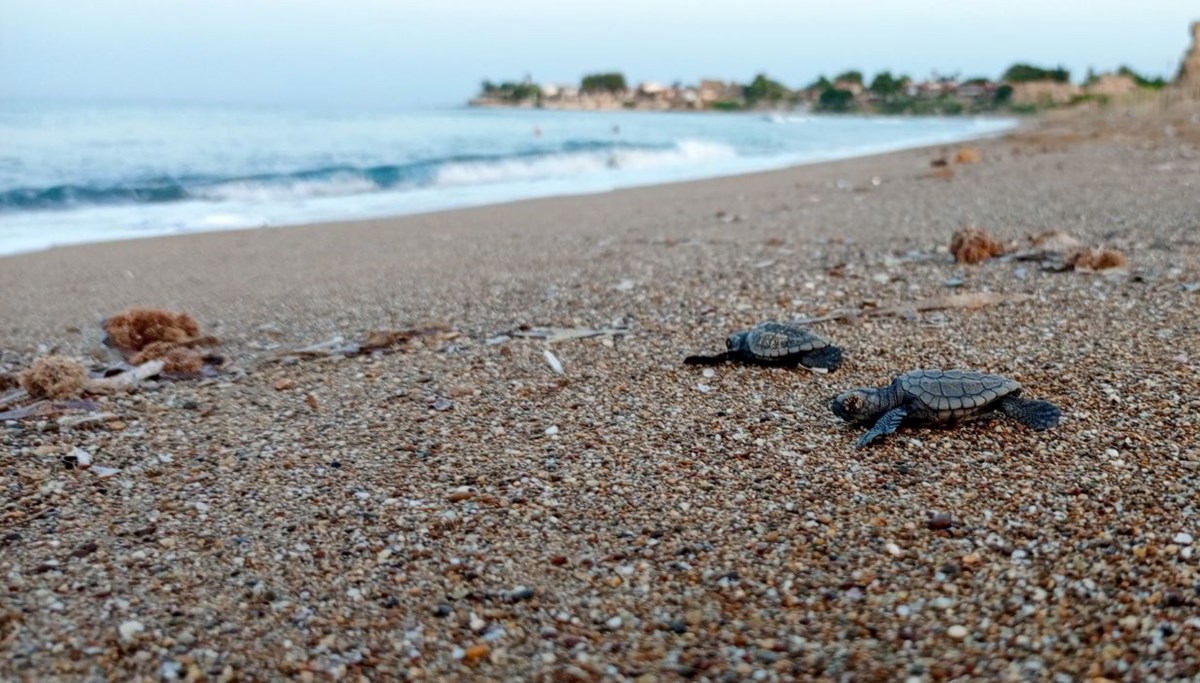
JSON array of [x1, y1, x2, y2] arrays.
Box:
[[896, 369, 1020, 421], [744, 322, 829, 360]]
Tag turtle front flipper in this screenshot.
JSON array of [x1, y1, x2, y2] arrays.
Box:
[[801, 345, 843, 372], [684, 352, 735, 366], [857, 407, 908, 448], [997, 396, 1061, 431]]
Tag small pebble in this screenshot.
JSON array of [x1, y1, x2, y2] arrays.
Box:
[[947, 625, 968, 640]]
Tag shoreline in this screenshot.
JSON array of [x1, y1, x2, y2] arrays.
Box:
[[0, 116, 1020, 260]]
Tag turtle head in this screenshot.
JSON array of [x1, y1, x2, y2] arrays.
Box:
[[830, 389, 883, 424], [726, 331, 749, 353]]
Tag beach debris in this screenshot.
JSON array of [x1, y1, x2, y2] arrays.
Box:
[[1064, 247, 1129, 272], [19, 355, 89, 400], [0, 372, 17, 392], [924, 167, 955, 181], [1029, 230, 1084, 253], [129, 341, 213, 370], [57, 412, 118, 430], [796, 292, 1033, 325], [0, 399, 101, 423], [64, 446, 93, 469], [930, 157, 949, 167], [950, 227, 1007, 264], [275, 324, 457, 361], [361, 324, 457, 352], [103, 308, 203, 353], [1183, 283, 1199, 293], [507, 326, 631, 343], [102, 308, 221, 379], [92, 466, 122, 478], [84, 360, 166, 394], [955, 147, 982, 164], [613, 279, 636, 292], [543, 349, 565, 375]]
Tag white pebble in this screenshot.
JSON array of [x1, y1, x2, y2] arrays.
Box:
[[884, 542, 902, 557], [118, 620, 145, 642], [947, 624, 968, 640], [354, 491, 370, 500], [544, 425, 559, 436], [71, 447, 92, 467], [542, 349, 565, 375], [702, 368, 715, 378], [1173, 532, 1194, 545], [605, 616, 622, 629]]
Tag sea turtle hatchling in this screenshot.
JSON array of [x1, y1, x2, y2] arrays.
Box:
[[830, 369, 1060, 447], [684, 321, 842, 371]]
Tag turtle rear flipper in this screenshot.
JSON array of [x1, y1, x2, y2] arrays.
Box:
[[684, 352, 734, 366], [801, 345, 842, 371], [998, 396, 1061, 430]]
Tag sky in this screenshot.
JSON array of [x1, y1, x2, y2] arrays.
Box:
[[2, 0, 1197, 108]]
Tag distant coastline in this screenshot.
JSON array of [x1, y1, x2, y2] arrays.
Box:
[[471, 61, 1180, 116]]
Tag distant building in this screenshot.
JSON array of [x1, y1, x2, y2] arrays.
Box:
[[698, 79, 742, 104]]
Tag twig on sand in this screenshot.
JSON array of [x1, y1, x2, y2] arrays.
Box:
[[797, 292, 1034, 325], [83, 360, 166, 394], [507, 326, 632, 343], [273, 324, 457, 361]]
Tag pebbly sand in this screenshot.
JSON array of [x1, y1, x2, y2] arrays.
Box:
[[2, 109, 1200, 681]]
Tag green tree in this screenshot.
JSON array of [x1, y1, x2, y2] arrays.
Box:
[[504, 83, 541, 102], [581, 72, 627, 93], [868, 71, 904, 97], [744, 73, 788, 103], [806, 75, 832, 91], [994, 84, 1014, 104], [1002, 63, 1070, 83], [834, 70, 864, 86], [1117, 65, 1166, 89], [816, 88, 856, 112], [480, 80, 498, 94]]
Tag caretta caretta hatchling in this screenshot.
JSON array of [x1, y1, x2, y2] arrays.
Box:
[[830, 369, 1061, 447], [684, 321, 842, 371]]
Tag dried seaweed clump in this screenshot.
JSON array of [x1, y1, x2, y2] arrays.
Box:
[[1029, 230, 1083, 253], [104, 309, 201, 353], [1066, 248, 1129, 271], [18, 355, 88, 400], [129, 342, 205, 373], [0, 372, 17, 392], [950, 227, 1007, 264], [955, 147, 982, 164]]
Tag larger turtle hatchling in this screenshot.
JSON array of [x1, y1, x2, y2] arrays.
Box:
[[684, 321, 843, 371], [830, 369, 1061, 447]]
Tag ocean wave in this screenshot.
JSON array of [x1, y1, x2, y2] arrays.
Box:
[[0, 139, 736, 212]]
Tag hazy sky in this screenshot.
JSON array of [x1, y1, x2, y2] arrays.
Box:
[[2, 0, 1196, 108]]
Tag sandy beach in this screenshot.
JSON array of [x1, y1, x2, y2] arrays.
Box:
[[3, 110, 1200, 681]]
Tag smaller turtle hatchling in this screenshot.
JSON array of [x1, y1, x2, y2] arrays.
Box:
[[831, 369, 1060, 447], [684, 321, 842, 371]]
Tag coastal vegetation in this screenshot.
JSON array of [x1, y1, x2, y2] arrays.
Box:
[[472, 60, 1175, 115]]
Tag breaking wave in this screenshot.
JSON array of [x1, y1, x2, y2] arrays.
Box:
[[0, 139, 738, 212]]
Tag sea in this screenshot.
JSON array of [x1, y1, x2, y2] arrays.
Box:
[[0, 102, 1017, 256]]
